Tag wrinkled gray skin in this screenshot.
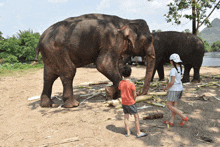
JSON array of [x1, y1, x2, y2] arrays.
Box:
[[35, 14, 155, 108], [152, 31, 205, 83]]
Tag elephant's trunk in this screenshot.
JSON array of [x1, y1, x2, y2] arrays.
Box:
[[141, 42, 155, 95]]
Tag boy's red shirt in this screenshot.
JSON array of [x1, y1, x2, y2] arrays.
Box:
[[118, 80, 136, 105]]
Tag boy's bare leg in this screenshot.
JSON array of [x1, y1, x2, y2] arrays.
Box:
[[124, 114, 130, 135], [134, 113, 142, 136], [167, 101, 186, 120]]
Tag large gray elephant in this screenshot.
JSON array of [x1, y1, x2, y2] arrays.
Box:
[[34, 13, 155, 108], [152, 31, 205, 83]]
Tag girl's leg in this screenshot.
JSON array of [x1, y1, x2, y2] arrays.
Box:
[[124, 114, 130, 135], [166, 101, 186, 120], [134, 113, 141, 135], [170, 102, 177, 122]]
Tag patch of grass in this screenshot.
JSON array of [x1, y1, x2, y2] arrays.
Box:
[[0, 62, 44, 77]]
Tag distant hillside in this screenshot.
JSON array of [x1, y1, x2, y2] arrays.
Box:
[[199, 18, 220, 44]]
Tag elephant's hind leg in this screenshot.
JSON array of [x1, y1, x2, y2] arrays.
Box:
[[191, 66, 201, 83], [59, 63, 79, 108], [182, 64, 192, 83], [157, 62, 165, 81], [41, 67, 59, 107]]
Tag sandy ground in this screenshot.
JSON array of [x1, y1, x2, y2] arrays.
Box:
[[0, 65, 220, 147]]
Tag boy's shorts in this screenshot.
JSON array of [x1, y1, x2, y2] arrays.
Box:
[[122, 103, 137, 114], [167, 91, 183, 102]]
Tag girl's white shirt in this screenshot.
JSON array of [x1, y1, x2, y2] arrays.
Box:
[[168, 67, 183, 91]]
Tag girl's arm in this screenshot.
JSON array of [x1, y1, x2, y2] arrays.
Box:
[[163, 76, 175, 91]]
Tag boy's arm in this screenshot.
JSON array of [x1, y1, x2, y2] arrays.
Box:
[[131, 82, 137, 100], [133, 90, 137, 100]]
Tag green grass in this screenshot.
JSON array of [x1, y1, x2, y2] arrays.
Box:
[[0, 62, 44, 77]]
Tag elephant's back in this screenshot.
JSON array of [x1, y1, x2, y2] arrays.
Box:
[[153, 31, 204, 65], [64, 13, 151, 36]]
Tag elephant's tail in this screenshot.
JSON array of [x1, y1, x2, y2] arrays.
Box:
[[34, 44, 40, 62]]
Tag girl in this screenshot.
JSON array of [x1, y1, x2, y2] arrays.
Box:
[[163, 53, 188, 126]]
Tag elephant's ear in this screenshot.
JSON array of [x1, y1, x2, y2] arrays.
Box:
[[118, 25, 137, 49]]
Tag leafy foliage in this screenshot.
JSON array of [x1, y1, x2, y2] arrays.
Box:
[[211, 41, 220, 51], [0, 29, 41, 63], [0, 31, 4, 40], [164, 0, 220, 34], [204, 40, 212, 52]]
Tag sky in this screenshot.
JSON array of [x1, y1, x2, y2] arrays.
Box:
[[0, 0, 220, 38]]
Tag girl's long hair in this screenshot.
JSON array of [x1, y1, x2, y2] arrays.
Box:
[[171, 60, 183, 75]]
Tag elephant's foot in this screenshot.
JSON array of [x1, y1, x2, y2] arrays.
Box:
[[40, 96, 53, 107], [105, 86, 118, 99], [159, 78, 165, 81], [191, 79, 200, 83], [63, 98, 79, 108], [40, 97, 61, 108], [181, 78, 190, 83]]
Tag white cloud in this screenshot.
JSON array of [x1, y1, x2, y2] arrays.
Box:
[[97, 0, 110, 11], [115, 0, 174, 16], [48, 0, 68, 3], [119, 0, 137, 13], [150, 0, 172, 9], [0, 3, 4, 6]]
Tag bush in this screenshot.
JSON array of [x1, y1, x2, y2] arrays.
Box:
[[204, 41, 212, 52], [0, 29, 41, 63], [211, 41, 220, 52]]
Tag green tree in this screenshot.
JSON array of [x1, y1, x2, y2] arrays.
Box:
[[0, 31, 4, 40], [164, 0, 220, 35], [0, 31, 5, 53], [0, 36, 20, 63], [0, 29, 41, 63], [204, 40, 212, 52], [16, 29, 41, 62], [211, 41, 220, 51]]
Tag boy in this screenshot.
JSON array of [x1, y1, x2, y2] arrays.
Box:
[[118, 66, 147, 138]]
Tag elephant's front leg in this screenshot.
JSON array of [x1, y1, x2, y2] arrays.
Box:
[[96, 54, 122, 99]]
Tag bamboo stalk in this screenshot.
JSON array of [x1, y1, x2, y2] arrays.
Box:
[[146, 102, 166, 107], [148, 91, 167, 96], [106, 95, 153, 107], [88, 81, 109, 86]]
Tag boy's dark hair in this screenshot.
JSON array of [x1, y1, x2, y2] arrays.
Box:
[[121, 66, 132, 78], [171, 60, 183, 75]]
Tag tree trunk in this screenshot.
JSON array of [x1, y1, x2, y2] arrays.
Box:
[[192, 0, 197, 35]]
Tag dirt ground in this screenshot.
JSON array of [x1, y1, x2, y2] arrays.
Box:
[[0, 65, 220, 147]]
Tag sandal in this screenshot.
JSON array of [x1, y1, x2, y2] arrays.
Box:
[[136, 132, 148, 138], [164, 120, 174, 126], [125, 131, 132, 137], [180, 117, 188, 126]]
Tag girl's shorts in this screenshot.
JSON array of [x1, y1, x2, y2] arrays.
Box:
[[167, 91, 183, 102], [122, 103, 137, 115]]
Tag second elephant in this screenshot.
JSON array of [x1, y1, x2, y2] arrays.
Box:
[[152, 31, 205, 83]]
